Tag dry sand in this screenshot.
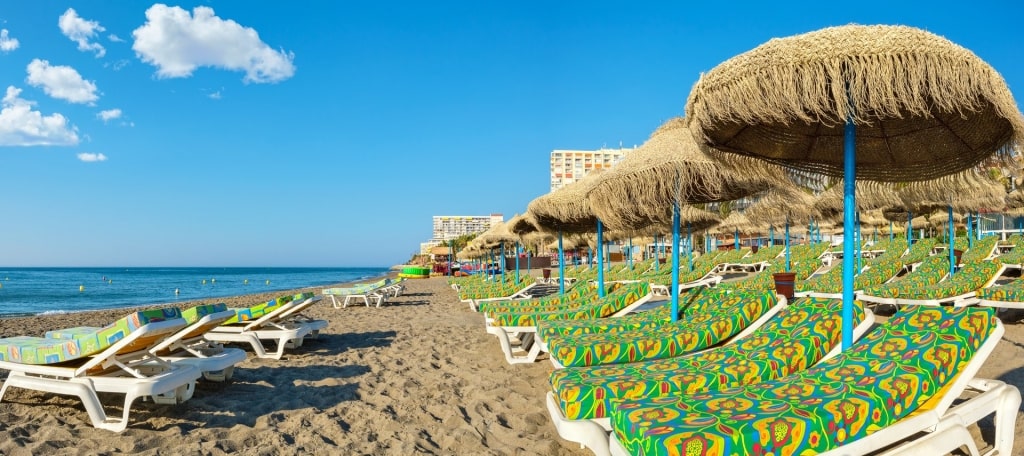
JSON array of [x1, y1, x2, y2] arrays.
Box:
[[0, 273, 1022, 455]]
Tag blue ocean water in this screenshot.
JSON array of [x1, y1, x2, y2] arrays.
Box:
[[0, 267, 390, 317]]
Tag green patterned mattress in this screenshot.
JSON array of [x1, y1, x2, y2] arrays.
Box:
[[550, 297, 861, 421], [611, 305, 997, 455], [489, 283, 650, 328], [546, 290, 776, 367]]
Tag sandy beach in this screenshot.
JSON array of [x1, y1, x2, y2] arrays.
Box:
[[0, 272, 1022, 455]]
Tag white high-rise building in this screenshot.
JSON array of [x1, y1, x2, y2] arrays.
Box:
[[550, 147, 634, 191], [432, 214, 503, 240]]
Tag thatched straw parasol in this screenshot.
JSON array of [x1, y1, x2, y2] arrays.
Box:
[[744, 188, 817, 228], [529, 170, 607, 234], [686, 24, 1024, 350], [508, 212, 540, 236], [586, 117, 787, 232], [686, 24, 1023, 182], [813, 180, 902, 222], [898, 170, 1008, 213], [712, 211, 753, 235], [478, 220, 517, 246]]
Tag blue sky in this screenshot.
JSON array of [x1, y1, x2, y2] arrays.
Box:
[[0, 1, 1021, 267]]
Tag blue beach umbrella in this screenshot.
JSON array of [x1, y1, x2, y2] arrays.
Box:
[[686, 24, 1024, 349]]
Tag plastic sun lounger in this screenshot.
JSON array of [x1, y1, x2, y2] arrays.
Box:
[[545, 298, 875, 455], [46, 304, 247, 383], [890, 261, 1004, 307], [204, 295, 321, 359], [607, 306, 1019, 456], [485, 284, 654, 365], [975, 275, 1024, 310], [544, 291, 787, 369], [148, 304, 248, 381], [0, 309, 202, 432], [323, 278, 397, 308]]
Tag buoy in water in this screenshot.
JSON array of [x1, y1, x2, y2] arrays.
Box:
[[202, 279, 207, 285], [79, 285, 85, 292], [175, 288, 180, 295], [265, 279, 270, 285], [211, 278, 216, 284], [244, 279, 249, 285]]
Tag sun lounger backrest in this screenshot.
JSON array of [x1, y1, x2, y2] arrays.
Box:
[[0, 308, 184, 365], [224, 292, 314, 325]]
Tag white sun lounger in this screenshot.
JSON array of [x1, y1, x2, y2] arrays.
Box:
[[0, 314, 201, 432], [607, 311, 1018, 456], [204, 296, 322, 359]]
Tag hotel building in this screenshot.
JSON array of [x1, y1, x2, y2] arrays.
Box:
[[550, 147, 635, 191]]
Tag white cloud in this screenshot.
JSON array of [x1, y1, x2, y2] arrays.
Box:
[[132, 4, 295, 83], [208, 90, 222, 100], [58, 8, 106, 57], [105, 59, 130, 71], [97, 108, 121, 122], [77, 152, 107, 162], [0, 29, 19, 52], [26, 59, 99, 104], [0, 86, 79, 146], [107, 33, 124, 43]]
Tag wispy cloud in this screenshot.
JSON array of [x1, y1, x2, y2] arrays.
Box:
[[132, 5, 295, 83], [0, 86, 79, 146], [208, 90, 222, 100], [97, 108, 121, 122], [105, 59, 130, 71], [59, 8, 106, 57], [77, 152, 107, 162], [26, 59, 99, 104], [107, 33, 124, 43], [0, 29, 19, 52]]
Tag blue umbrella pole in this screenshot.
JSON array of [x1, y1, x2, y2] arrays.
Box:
[[785, 219, 791, 271], [840, 117, 855, 351], [687, 223, 693, 272], [514, 242, 520, 283], [558, 231, 565, 295], [597, 220, 605, 298], [949, 205, 956, 277], [670, 202, 681, 322]]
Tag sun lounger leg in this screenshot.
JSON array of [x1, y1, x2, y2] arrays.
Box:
[[947, 379, 1022, 456], [1, 373, 129, 432]]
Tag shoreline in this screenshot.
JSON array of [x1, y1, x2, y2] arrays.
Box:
[[0, 270, 397, 321]]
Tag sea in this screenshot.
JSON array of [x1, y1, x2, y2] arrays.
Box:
[[0, 267, 390, 317]]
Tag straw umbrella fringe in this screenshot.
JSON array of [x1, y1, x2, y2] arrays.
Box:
[[685, 24, 1024, 182]]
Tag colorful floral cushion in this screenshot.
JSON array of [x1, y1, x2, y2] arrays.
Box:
[[610, 306, 997, 456], [489, 283, 648, 328], [547, 291, 776, 367], [181, 303, 229, 324], [550, 297, 861, 421], [536, 287, 713, 342], [900, 238, 938, 264], [478, 282, 593, 314], [978, 277, 1024, 302], [724, 259, 820, 293], [0, 308, 183, 365], [861, 256, 949, 299], [483, 283, 618, 316], [903, 261, 1001, 301], [225, 292, 314, 325], [961, 236, 999, 264]]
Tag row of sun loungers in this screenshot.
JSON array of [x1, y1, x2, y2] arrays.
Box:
[[464, 237, 1023, 455], [0, 292, 324, 432]]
